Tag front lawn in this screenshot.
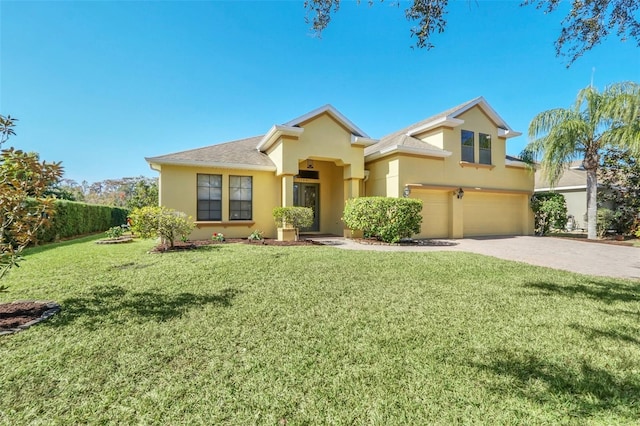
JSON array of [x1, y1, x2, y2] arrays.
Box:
[[1, 237, 639, 424]]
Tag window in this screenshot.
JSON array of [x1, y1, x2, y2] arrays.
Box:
[[479, 133, 491, 165], [197, 174, 222, 221], [461, 130, 474, 162], [229, 176, 252, 220]]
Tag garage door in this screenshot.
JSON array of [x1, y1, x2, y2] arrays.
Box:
[[463, 192, 524, 237], [415, 190, 449, 238]]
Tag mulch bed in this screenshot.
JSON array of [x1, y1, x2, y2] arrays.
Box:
[[0, 301, 60, 335], [549, 234, 638, 247], [150, 238, 315, 253]]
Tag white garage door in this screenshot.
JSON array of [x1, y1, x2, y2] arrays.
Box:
[[463, 192, 524, 237]]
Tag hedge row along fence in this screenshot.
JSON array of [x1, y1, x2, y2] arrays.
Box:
[[37, 200, 128, 243]]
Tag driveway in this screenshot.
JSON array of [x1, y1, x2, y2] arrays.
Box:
[[310, 236, 640, 281]]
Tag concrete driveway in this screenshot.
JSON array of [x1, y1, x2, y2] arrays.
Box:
[[310, 236, 640, 281]]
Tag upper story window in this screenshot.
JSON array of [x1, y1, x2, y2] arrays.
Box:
[[229, 176, 252, 220], [197, 174, 222, 221], [479, 133, 491, 165], [461, 130, 474, 162]]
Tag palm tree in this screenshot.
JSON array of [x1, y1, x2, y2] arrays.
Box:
[[525, 82, 640, 240]]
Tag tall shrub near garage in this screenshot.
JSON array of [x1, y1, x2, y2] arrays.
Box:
[[530, 192, 568, 235], [343, 197, 422, 243]]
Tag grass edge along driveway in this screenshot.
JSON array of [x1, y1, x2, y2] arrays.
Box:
[[1, 236, 639, 424]]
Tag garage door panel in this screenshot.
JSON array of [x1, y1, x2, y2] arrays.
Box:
[[463, 193, 522, 237], [416, 191, 449, 238]]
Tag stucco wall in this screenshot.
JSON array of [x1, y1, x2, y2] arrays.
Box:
[[158, 165, 280, 239]]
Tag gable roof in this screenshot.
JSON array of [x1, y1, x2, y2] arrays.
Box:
[[145, 136, 276, 171], [365, 97, 521, 160], [257, 104, 376, 152], [535, 160, 586, 190]]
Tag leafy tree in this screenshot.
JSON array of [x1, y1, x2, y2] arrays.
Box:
[[126, 179, 159, 210], [304, 0, 639, 65], [129, 206, 193, 248], [524, 0, 640, 65], [0, 116, 63, 284], [530, 192, 568, 235], [598, 148, 640, 234], [523, 82, 640, 240], [81, 176, 158, 208]]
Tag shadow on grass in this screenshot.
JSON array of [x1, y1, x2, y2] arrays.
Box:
[[23, 234, 105, 256], [51, 284, 240, 329], [570, 323, 640, 346], [473, 351, 640, 420], [525, 279, 640, 304]]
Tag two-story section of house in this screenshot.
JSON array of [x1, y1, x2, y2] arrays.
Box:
[[364, 97, 534, 238], [146, 98, 534, 240]]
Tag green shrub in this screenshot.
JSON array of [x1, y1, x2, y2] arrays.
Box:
[[130, 206, 194, 247], [248, 230, 263, 241], [105, 226, 124, 239], [272, 206, 314, 241], [343, 197, 423, 243], [530, 192, 568, 236], [37, 200, 129, 243], [272, 207, 314, 228], [597, 208, 615, 238]]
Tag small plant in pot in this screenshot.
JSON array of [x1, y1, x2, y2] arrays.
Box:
[[272, 207, 313, 241]]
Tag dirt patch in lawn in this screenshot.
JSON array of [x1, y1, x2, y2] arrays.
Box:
[[0, 301, 60, 335], [150, 238, 315, 253]]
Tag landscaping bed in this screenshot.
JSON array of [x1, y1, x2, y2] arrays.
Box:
[[150, 238, 314, 252]]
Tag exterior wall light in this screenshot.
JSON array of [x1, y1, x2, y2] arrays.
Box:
[[455, 188, 464, 199], [403, 186, 411, 198]]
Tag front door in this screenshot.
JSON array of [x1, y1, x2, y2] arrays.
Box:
[[293, 183, 319, 231]]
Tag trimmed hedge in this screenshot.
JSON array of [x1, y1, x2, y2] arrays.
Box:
[[38, 200, 128, 243], [343, 197, 423, 243]]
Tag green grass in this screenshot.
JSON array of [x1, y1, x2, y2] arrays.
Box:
[[1, 236, 639, 424]]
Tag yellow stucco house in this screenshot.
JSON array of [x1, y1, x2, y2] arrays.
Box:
[[145, 97, 535, 240]]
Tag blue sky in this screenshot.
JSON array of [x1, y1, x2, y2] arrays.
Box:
[[1, 0, 638, 183]]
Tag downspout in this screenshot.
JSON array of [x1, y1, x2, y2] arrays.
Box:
[[363, 170, 370, 197]]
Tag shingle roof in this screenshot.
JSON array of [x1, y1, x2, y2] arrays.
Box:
[[365, 98, 481, 157], [535, 160, 586, 189], [145, 135, 276, 170]]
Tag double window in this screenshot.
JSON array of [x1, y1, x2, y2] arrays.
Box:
[[461, 130, 492, 165], [197, 174, 252, 221]]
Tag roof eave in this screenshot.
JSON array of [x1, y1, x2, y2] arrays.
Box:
[[407, 116, 465, 136], [505, 159, 528, 168], [285, 104, 370, 138], [145, 157, 276, 172], [498, 128, 523, 139], [351, 134, 378, 147], [256, 125, 305, 152], [366, 145, 452, 162]]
